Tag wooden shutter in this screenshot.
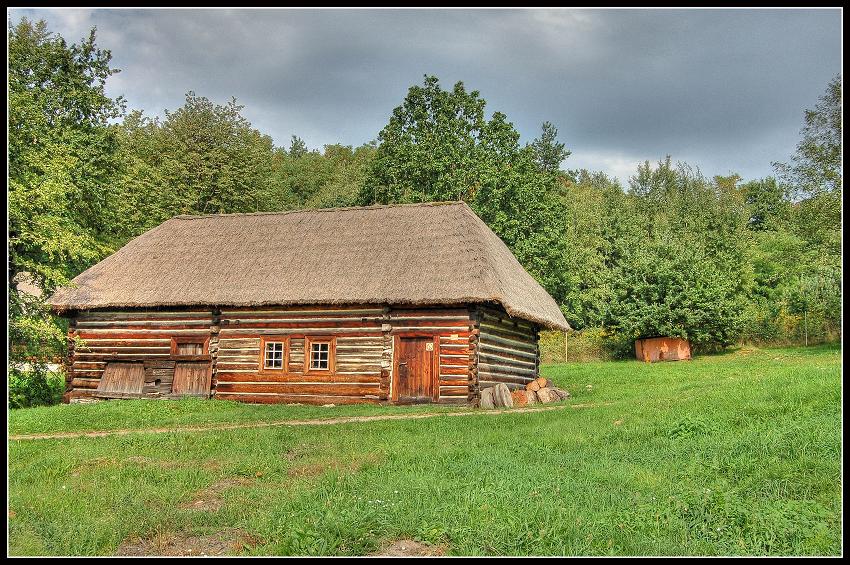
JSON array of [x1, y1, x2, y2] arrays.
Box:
[[172, 362, 212, 397], [176, 342, 204, 355], [95, 362, 145, 399]]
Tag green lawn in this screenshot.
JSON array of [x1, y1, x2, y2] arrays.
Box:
[[7, 345, 842, 556]]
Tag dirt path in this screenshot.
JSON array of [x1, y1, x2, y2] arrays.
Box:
[[9, 402, 607, 442]]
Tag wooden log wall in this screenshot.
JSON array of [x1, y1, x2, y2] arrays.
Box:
[[214, 306, 385, 405], [476, 305, 540, 392], [388, 307, 473, 404], [67, 310, 214, 402], [64, 304, 539, 406]]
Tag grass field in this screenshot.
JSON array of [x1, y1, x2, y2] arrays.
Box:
[[7, 344, 842, 556]]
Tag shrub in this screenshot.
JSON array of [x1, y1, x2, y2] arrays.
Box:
[[8, 365, 65, 409]]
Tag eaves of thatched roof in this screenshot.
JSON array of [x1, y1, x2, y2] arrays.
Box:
[[48, 201, 570, 331]]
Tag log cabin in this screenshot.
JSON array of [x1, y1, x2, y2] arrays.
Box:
[[48, 201, 570, 406]]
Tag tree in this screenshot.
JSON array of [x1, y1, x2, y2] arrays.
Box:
[[270, 142, 377, 209], [288, 135, 308, 158], [360, 75, 571, 309], [774, 75, 842, 198], [530, 121, 570, 174], [114, 92, 276, 232], [360, 75, 491, 204], [9, 18, 125, 369], [741, 177, 790, 231], [602, 160, 750, 355]]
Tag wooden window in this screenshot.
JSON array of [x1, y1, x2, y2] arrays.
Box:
[[171, 336, 209, 357], [310, 342, 329, 369], [259, 336, 288, 372], [305, 337, 335, 373], [94, 362, 145, 399]]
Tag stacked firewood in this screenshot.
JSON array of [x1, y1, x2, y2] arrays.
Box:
[[479, 378, 570, 409], [513, 377, 570, 406]]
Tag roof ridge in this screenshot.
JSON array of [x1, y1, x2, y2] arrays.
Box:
[[172, 200, 468, 220]]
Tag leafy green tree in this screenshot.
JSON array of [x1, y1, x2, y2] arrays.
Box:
[[775, 77, 842, 260], [288, 135, 308, 158], [114, 92, 276, 232], [531, 121, 570, 174], [774, 75, 842, 198], [9, 18, 125, 372], [741, 177, 791, 231], [361, 75, 571, 308], [602, 160, 750, 355], [361, 75, 492, 204], [270, 142, 377, 209]]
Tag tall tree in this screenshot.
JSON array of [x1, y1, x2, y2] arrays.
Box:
[[9, 18, 125, 368], [530, 121, 570, 174], [774, 75, 842, 199], [603, 160, 750, 354], [360, 75, 571, 309], [114, 92, 276, 232]]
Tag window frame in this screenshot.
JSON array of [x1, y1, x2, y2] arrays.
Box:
[[304, 336, 335, 374], [259, 336, 289, 373]]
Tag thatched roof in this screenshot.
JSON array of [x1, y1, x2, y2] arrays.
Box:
[[48, 201, 570, 330]]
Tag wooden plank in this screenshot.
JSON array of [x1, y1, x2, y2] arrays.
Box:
[[94, 362, 145, 398], [477, 363, 535, 376], [218, 329, 383, 337], [215, 383, 379, 395], [172, 362, 212, 396], [478, 343, 537, 361], [213, 393, 380, 405], [221, 308, 383, 316], [478, 351, 537, 367], [215, 372, 381, 384]]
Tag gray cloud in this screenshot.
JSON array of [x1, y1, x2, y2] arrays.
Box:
[[10, 8, 842, 184]]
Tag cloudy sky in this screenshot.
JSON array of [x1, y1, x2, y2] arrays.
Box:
[[10, 8, 842, 184]]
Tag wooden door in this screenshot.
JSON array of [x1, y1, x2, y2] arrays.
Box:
[[95, 362, 145, 399], [172, 361, 212, 397], [393, 337, 435, 403]]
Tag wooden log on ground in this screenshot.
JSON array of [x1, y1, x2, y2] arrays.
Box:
[[535, 377, 552, 389], [551, 387, 571, 400], [492, 383, 513, 408], [511, 389, 529, 407], [536, 387, 560, 404], [525, 389, 539, 405], [526, 380, 541, 392], [479, 386, 496, 409]]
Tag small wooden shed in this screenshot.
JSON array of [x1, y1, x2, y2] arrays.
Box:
[[634, 337, 692, 362], [48, 202, 570, 406]]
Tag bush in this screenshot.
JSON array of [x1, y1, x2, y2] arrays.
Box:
[[8, 365, 65, 409]]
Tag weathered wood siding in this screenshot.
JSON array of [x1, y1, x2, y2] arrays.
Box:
[[214, 306, 385, 404], [476, 305, 540, 392], [64, 304, 538, 406], [68, 310, 213, 402]]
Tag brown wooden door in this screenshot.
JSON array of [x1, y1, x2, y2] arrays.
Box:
[[394, 337, 435, 403], [172, 361, 212, 397]]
